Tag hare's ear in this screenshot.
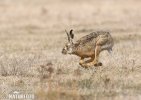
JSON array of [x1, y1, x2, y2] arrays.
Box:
[[65, 30, 70, 42], [70, 29, 74, 39]]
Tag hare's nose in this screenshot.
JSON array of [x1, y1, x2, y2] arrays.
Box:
[[62, 48, 67, 54], [62, 48, 65, 51], [62, 48, 65, 53]]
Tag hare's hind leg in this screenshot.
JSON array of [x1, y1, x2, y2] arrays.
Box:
[[86, 46, 102, 67], [93, 45, 101, 66]]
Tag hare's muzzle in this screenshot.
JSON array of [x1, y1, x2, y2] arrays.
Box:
[[62, 48, 67, 55]]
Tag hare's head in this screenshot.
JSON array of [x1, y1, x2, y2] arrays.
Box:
[[62, 29, 74, 55]]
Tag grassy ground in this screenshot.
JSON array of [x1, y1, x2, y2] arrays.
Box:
[[0, 0, 141, 100]]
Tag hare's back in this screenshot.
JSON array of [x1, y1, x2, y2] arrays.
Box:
[[76, 31, 109, 45]]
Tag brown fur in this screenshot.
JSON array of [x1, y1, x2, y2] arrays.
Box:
[[62, 30, 114, 68]]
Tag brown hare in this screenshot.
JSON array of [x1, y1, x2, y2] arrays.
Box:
[[62, 29, 114, 68]]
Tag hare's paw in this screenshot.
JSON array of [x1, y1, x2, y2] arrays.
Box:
[[94, 62, 102, 67], [80, 62, 102, 68], [98, 62, 102, 66], [80, 63, 90, 69], [79, 62, 84, 66]]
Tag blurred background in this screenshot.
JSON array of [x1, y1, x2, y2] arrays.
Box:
[[1, 0, 141, 32]]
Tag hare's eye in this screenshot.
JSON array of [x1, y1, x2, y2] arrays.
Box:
[[66, 45, 70, 49]]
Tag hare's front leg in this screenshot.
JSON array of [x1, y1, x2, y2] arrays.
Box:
[[79, 57, 94, 68], [79, 57, 84, 66], [84, 57, 94, 64], [80, 57, 94, 68]]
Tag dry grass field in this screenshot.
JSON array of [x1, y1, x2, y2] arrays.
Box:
[[0, 0, 141, 100]]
